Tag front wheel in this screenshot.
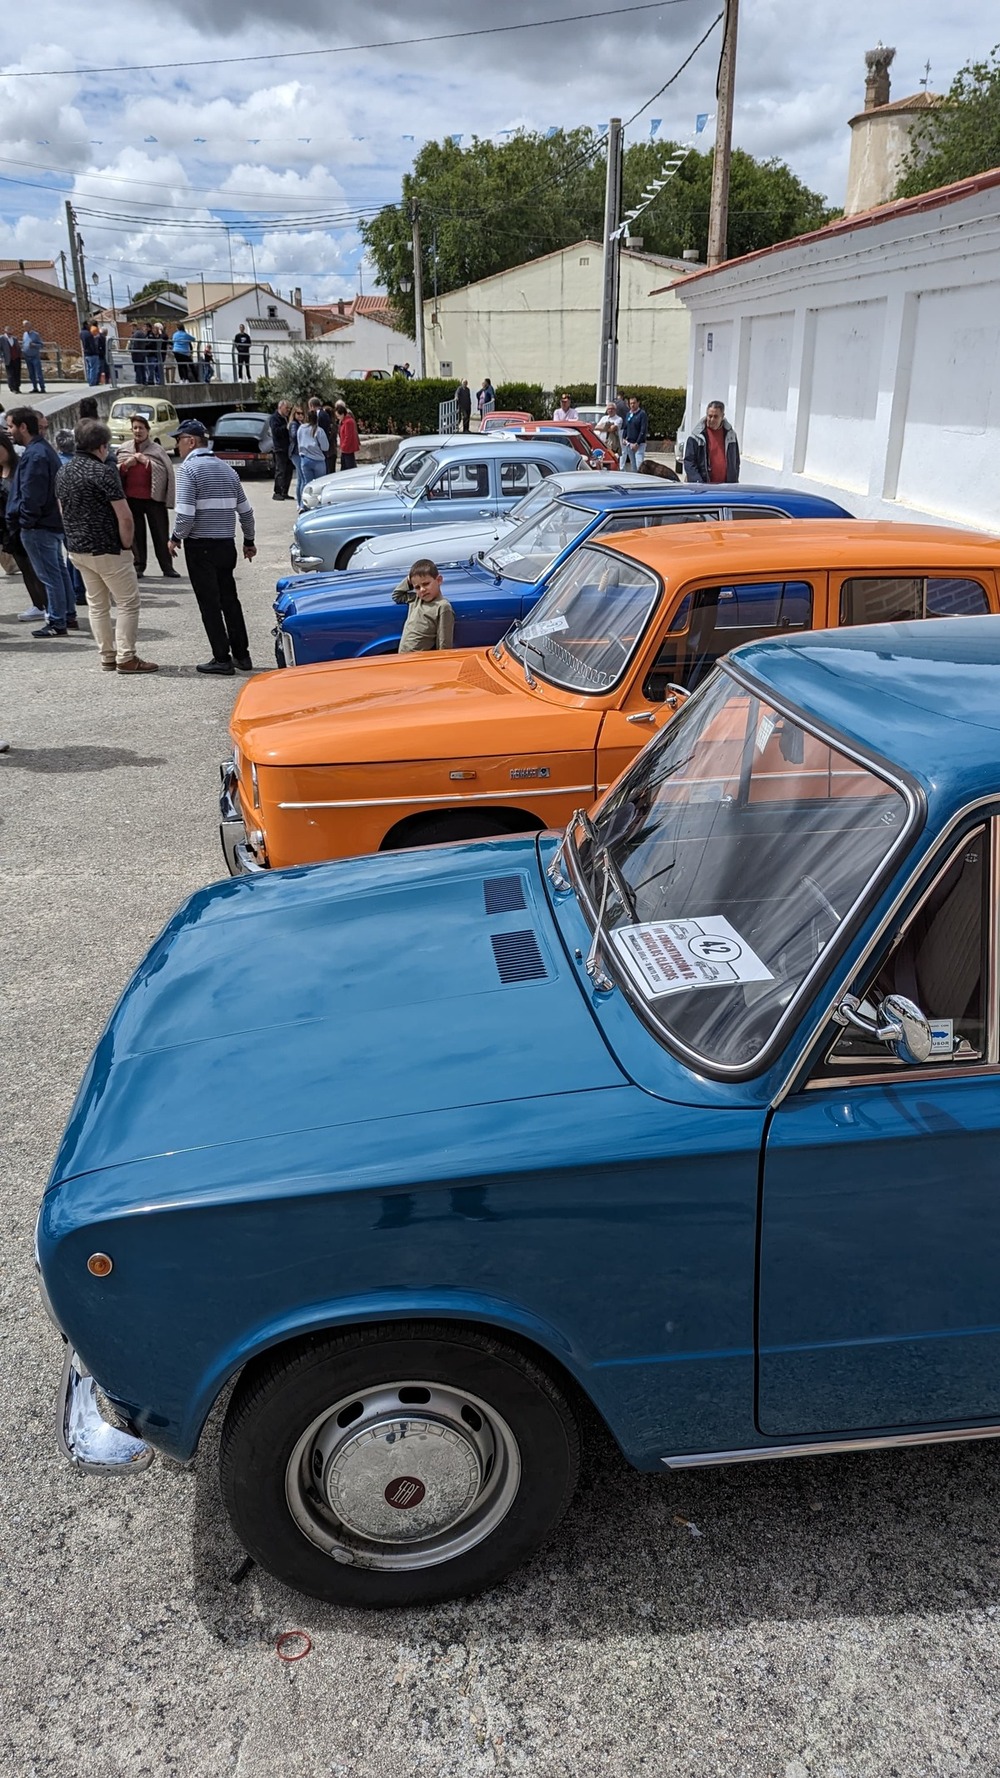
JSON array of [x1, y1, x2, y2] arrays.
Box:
[[220, 1324, 580, 1607]]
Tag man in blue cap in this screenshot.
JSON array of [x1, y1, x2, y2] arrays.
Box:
[[168, 418, 257, 675]]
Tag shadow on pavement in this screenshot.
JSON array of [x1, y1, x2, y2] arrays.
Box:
[[187, 1403, 1000, 1648], [0, 744, 168, 772]]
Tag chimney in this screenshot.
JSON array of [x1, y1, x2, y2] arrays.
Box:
[[337, 298, 345, 315], [18, 258, 25, 272], [864, 44, 895, 111], [682, 248, 700, 262], [294, 286, 302, 307]]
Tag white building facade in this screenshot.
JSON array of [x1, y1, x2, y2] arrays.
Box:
[[424, 240, 696, 388], [668, 169, 1000, 534]]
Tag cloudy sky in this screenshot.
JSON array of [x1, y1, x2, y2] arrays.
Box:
[[0, 0, 989, 304]]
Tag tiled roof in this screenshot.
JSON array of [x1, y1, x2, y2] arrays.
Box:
[[0, 259, 55, 272], [849, 89, 941, 124]]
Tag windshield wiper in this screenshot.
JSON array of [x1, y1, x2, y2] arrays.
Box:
[[508, 622, 538, 687]]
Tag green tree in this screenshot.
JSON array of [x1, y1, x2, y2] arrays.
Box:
[[129, 277, 185, 304], [267, 344, 340, 407], [361, 131, 834, 322], [895, 45, 1000, 197]]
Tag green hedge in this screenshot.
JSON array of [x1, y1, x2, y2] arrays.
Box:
[[255, 374, 686, 439]]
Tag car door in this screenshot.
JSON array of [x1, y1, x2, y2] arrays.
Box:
[[758, 813, 1000, 1437], [413, 459, 494, 529], [596, 575, 820, 797]]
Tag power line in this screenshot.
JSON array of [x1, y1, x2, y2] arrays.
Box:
[[623, 10, 723, 126], [1, 2, 702, 81]]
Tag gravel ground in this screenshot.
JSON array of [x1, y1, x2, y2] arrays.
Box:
[[3, 494, 1000, 1776]]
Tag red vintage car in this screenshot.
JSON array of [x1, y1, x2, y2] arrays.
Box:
[[513, 419, 619, 468]]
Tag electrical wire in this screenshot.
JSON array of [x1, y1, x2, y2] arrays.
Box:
[[623, 10, 723, 127], [1, 2, 701, 81]]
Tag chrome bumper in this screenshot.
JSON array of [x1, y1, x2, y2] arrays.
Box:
[[219, 760, 267, 874], [57, 1346, 154, 1473]]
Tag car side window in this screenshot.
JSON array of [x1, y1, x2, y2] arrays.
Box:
[[643, 581, 814, 701], [599, 510, 719, 536], [500, 461, 545, 497], [425, 463, 489, 500], [840, 575, 991, 623], [819, 826, 990, 1076]]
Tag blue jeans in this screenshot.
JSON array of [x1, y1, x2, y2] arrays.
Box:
[[84, 356, 100, 385], [21, 529, 78, 628], [25, 353, 45, 391], [298, 457, 324, 503]]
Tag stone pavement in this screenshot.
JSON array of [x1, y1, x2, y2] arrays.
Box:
[[3, 493, 1000, 1776]]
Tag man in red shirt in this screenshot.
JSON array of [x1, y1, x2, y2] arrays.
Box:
[[334, 400, 360, 471], [683, 401, 741, 484]]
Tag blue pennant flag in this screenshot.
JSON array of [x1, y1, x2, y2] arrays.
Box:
[[449, 134, 462, 147], [650, 118, 662, 137], [598, 123, 608, 136], [695, 113, 709, 133], [401, 134, 414, 141], [143, 135, 157, 143], [192, 136, 206, 144], [545, 126, 558, 139]]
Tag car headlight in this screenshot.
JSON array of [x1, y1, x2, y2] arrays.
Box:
[[281, 630, 297, 667]]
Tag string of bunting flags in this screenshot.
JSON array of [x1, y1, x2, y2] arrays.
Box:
[[36, 118, 695, 150]]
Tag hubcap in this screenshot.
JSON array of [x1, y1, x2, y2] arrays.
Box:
[[285, 1380, 521, 1572]]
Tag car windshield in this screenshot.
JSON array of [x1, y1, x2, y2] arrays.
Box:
[[505, 543, 660, 692], [404, 454, 447, 496], [507, 479, 566, 524], [569, 669, 912, 1070], [486, 501, 592, 583], [215, 416, 262, 434], [112, 402, 155, 420], [394, 448, 433, 485]]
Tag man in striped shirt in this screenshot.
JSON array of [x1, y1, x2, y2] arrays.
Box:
[[168, 418, 257, 676]]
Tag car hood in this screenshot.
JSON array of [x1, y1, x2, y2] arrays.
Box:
[[231, 648, 600, 766], [296, 491, 409, 534], [47, 839, 625, 1185], [314, 466, 384, 502], [274, 560, 495, 621], [351, 519, 514, 571]]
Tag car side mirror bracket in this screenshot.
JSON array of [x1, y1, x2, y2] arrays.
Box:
[[833, 992, 934, 1064]]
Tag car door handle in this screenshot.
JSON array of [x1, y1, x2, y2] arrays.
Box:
[[626, 710, 657, 723]]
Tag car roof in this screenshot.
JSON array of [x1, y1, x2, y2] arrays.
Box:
[[429, 435, 580, 457], [729, 616, 1000, 811], [555, 484, 851, 517], [215, 411, 268, 423], [600, 519, 1000, 577]]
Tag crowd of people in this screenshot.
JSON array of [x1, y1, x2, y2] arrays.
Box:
[[267, 396, 360, 503], [2, 323, 48, 394]]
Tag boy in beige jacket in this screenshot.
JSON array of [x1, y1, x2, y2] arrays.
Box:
[[392, 557, 455, 652]]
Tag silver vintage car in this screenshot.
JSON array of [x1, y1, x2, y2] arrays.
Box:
[[290, 436, 582, 573]]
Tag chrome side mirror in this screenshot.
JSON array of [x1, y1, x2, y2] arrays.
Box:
[[834, 992, 934, 1063]]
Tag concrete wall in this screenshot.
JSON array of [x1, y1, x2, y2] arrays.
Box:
[[312, 311, 416, 374], [674, 177, 1000, 534], [424, 243, 693, 387]]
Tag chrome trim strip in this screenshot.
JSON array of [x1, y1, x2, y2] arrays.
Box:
[[277, 785, 594, 810], [233, 841, 266, 874], [569, 663, 921, 1082], [662, 1420, 1000, 1468], [989, 817, 999, 1067], [774, 794, 1000, 1107]]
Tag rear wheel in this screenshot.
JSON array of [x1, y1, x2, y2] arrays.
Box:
[[381, 810, 518, 850], [335, 537, 372, 571], [220, 1324, 580, 1607]]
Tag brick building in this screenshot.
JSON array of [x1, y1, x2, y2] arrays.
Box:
[[0, 272, 80, 357]]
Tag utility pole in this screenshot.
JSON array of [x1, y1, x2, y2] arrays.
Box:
[[59, 249, 69, 291], [64, 200, 86, 327], [706, 0, 739, 267], [410, 198, 426, 378], [596, 117, 624, 404]]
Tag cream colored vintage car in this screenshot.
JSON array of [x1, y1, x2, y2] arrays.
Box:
[[106, 397, 179, 452]]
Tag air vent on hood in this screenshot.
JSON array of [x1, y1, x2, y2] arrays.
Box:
[[490, 929, 548, 984], [483, 875, 526, 915]]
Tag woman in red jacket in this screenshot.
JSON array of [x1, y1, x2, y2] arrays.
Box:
[[333, 401, 359, 471]]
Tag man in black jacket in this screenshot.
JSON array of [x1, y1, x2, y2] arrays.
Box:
[[233, 324, 252, 381], [455, 379, 472, 432], [269, 401, 293, 500], [684, 401, 741, 484], [5, 407, 79, 636]]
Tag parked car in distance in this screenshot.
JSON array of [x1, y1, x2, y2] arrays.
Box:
[[43, 616, 1000, 1607], [210, 411, 274, 477], [344, 468, 649, 575], [273, 485, 855, 669], [345, 368, 391, 380], [514, 420, 619, 468], [480, 411, 533, 432], [107, 397, 179, 453], [300, 435, 452, 509], [290, 438, 583, 573], [223, 521, 1000, 874]]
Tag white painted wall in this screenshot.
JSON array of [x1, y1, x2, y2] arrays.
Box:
[[674, 177, 1000, 534], [425, 241, 694, 388], [845, 112, 922, 216], [314, 311, 416, 374], [189, 291, 305, 341]]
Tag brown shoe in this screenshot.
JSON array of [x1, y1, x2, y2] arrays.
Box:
[[117, 657, 159, 674]]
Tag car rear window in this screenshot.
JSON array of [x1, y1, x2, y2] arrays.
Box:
[[840, 575, 991, 623]]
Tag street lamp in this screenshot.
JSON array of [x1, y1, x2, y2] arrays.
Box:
[[398, 274, 412, 295]]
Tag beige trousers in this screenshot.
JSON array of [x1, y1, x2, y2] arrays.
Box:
[[70, 551, 141, 666]]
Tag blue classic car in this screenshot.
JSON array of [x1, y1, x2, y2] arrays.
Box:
[[38, 618, 1000, 1607], [290, 436, 583, 573], [275, 484, 854, 667]]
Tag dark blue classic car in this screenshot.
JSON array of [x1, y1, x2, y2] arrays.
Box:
[[274, 484, 854, 667], [38, 619, 1000, 1608]]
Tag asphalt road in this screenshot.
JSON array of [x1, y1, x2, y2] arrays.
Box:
[[3, 493, 1000, 1777]]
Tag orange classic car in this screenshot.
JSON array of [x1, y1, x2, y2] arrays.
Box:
[[220, 521, 1000, 873]]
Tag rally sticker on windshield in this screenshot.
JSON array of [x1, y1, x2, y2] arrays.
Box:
[[611, 917, 774, 999], [519, 613, 569, 643]]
